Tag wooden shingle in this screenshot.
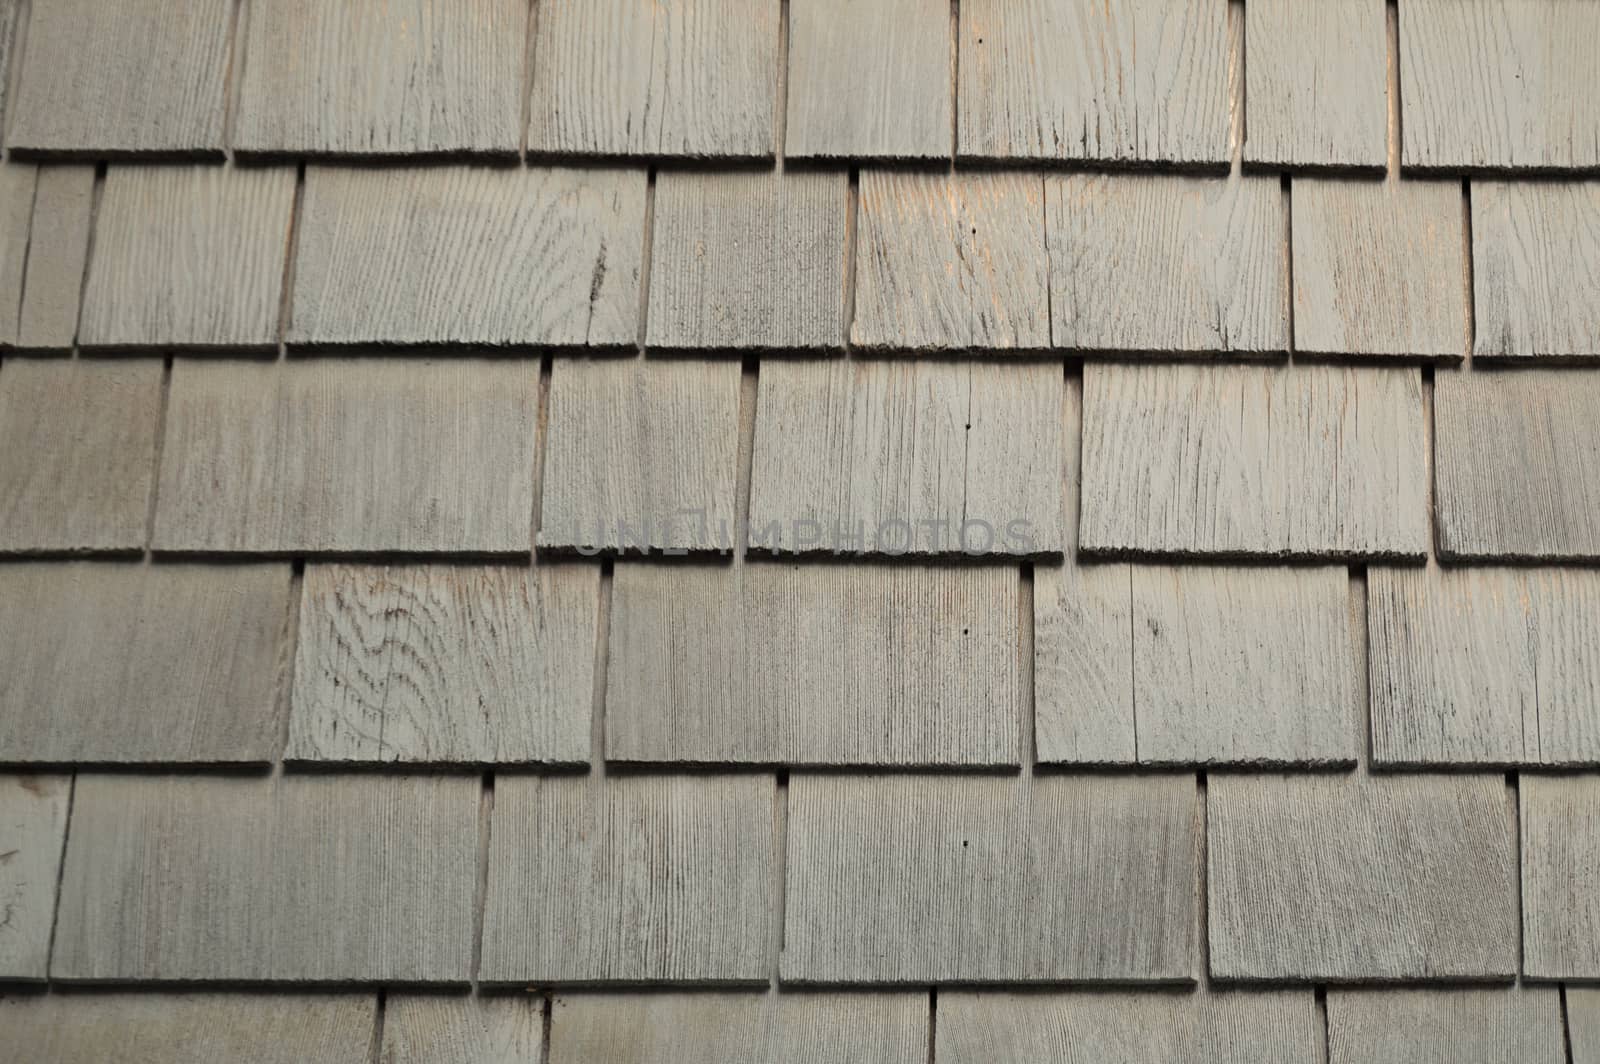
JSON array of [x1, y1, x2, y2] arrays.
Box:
[[1573, 989, 1600, 1063], [0, 562, 291, 764], [480, 774, 775, 985], [290, 167, 645, 348], [782, 775, 1198, 984], [288, 563, 598, 766], [18, 166, 96, 351], [1472, 180, 1600, 360], [1521, 775, 1600, 980], [1327, 988, 1564, 1064], [0, 775, 70, 980], [0, 163, 34, 345], [154, 359, 537, 555], [53, 774, 478, 983], [80, 166, 295, 351], [852, 171, 1048, 352], [647, 171, 847, 351], [1048, 175, 1285, 354], [234, 0, 524, 157], [1208, 774, 1518, 982], [527, 0, 777, 159], [1032, 560, 1135, 764], [382, 995, 544, 1063], [957, 0, 1230, 166]]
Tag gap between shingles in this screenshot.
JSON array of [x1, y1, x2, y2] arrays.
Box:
[[220, 0, 249, 160], [1282, 175, 1295, 362], [735, 359, 759, 559], [541, 993, 554, 1060], [925, 987, 938, 1064], [1196, 771, 1210, 989], [1421, 366, 1439, 563], [841, 168, 859, 352], [530, 354, 553, 549], [42, 772, 76, 982], [1385, 0, 1401, 178], [1314, 986, 1331, 1064], [366, 989, 388, 1064], [775, 0, 791, 166], [70, 165, 107, 353], [1561, 985, 1576, 1064], [1018, 564, 1035, 773], [271, 562, 307, 768], [635, 169, 657, 353], [519, 0, 540, 162], [1348, 567, 1372, 771], [589, 562, 615, 773], [1510, 770, 1524, 978], [1460, 181, 1474, 365], [471, 772, 496, 987], [10, 164, 41, 338], [275, 164, 308, 358], [770, 771, 789, 988], [141, 358, 174, 553], [1227, 0, 1245, 169]]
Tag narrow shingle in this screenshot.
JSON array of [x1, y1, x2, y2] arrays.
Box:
[[382, 995, 544, 1063], [18, 166, 95, 351], [1032, 559, 1135, 764], [1521, 775, 1600, 980], [0, 775, 69, 979], [0, 2, 19, 143], [1472, 180, 1600, 360], [1326, 988, 1563, 1064], [0, 163, 34, 345], [1572, 989, 1600, 1063]]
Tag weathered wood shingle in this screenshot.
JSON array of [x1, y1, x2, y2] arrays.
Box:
[[1521, 775, 1600, 980], [18, 166, 95, 351], [0, 775, 70, 979], [1472, 180, 1600, 360], [1573, 989, 1600, 1063], [0, 163, 34, 345], [1326, 988, 1564, 1064], [381, 996, 544, 1063]]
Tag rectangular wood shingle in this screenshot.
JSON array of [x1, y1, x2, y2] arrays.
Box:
[[480, 774, 775, 985], [288, 563, 598, 766], [154, 359, 537, 554], [1472, 180, 1600, 360], [1032, 559, 1136, 764], [18, 166, 96, 350], [1521, 775, 1600, 980], [53, 774, 478, 983], [1327, 988, 1564, 1064], [0, 775, 70, 979], [1573, 989, 1600, 1063], [382, 996, 544, 1063], [782, 775, 1198, 984], [0, 163, 34, 345], [291, 166, 645, 348]]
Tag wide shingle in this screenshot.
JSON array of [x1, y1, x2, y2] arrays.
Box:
[[1079, 363, 1428, 559], [1208, 774, 1518, 982], [957, 0, 1229, 166], [480, 774, 775, 985], [234, 0, 524, 157], [852, 171, 1048, 352], [748, 360, 1063, 557], [0, 562, 291, 764], [646, 171, 847, 351], [782, 775, 1197, 984], [0, 775, 70, 979], [539, 358, 738, 554], [154, 359, 537, 554], [1472, 180, 1600, 360], [6, 0, 232, 156], [1291, 178, 1466, 358], [1326, 988, 1563, 1064], [17, 166, 95, 351], [287, 563, 598, 766], [1400, 0, 1600, 172], [605, 561, 1020, 766], [1434, 369, 1600, 561], [526, 0, 777, 159], [80, 167, 295, 351], [1048, 175, 1284, 354], [290, 167, 644, 349], [0, 163, 33, 345], [1521, 775, 1600, 980], [53, 774, 478, 983], [382, 995, 543, 1063]]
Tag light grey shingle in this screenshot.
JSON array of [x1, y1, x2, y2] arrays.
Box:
[[1326, 988, 1563, 1064], [1472, 180, 1600, 360], [1521, 775, 1600, 980], [0, 774, 70, 979], [18, 166, 95, 350], [1032, 559, 1135, 764], [381, 995, 544, 1063], [1572, 988, 1600, 1063], [0, 163, 34, 345]]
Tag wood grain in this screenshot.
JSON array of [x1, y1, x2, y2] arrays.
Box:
[[782, 775, 1198, 984], [18, 166, 95, 350], [527, 0, 777, 158], [0, 163, 34, 345], [480, 774, 775, 985], [605, 560, 1020, 766], [0, 774, 69, 979], [646, 170, 847, 351], [80, 166, 295, 350], [785, 0, 951, 160], [1521, 775, 1600, 980], [291, 166, 645, 348], [1571, 988, 1600, 1063], [234, 0, 524, 156], [0, 358, 163, 552], [0, 561, 291, 764], [852, 171, 1048, 351], [1032, 559, 1135, 764], [5, 0, 232, 156], [1472, 180, 1600, 360], [52, 773, 478, 983], [1327, 988, 1563, 1064], [1291, 177, 1465, 358], [1048, 174, 1285, 354], [0, 1, 19, 143], [1207, 773, 1518, 981], [153, 358, 537, 554], [382, 995, 543, 1063], [957, 0, 1229, 165], [1400, 0, 1600, 172], [288, 563, 598, 766], [1434, 368, 1600, 560]]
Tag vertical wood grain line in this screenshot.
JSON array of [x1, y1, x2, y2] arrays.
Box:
[[41, 771, 75, 981], [590, 561, 614, 772]]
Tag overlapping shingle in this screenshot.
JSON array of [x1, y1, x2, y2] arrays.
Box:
[[1471, 180, 1600, 360], [0, 775, 70, 979], [382, 995, 543, 1063], [1326, 988, 1563, 1064], [17, 166, 95, 351], [0, 164, 34, 345], [1521, 775, 1600, 980]]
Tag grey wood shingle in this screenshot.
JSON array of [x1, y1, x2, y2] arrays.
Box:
[[782, 775, 1198, 984], [1472, 180, 1600, 360], [1326, 988, 1564, 1064], [549, 992, 926, 1064], [80, 166, 295, 351], [234, 0, 524, 157], [153, 358, 537, 555], [784, 0, 950, 160], [1573, 989, 1600, 1063], [748, 359, 1063, 557], [1048, 175, 1285, 354], [382, 995, 543, 1063], [1032, 559, 1135, 764], [1079, 363, 1428, 560], [480, 774, 775, 985], [6, 0, 232, 157], [1400, 0, 1600, 172], [0, 359, 163, 553], [1434, 369, 1600, 561], [0, 163, 34, 345], [1208, 774, 1518, 982], [53, 774, 478, 983], [0, 1, 19, 143], [605, 561, 1020, 766], [526, 0, 777, 159], [957, 0, 1230, 166], [0, 993, 377, 1063], [937, 990, 1320, 1064], [287, 563, 598, 766], [290, 166, 645, 349], [647, 170, 847, 351], [1521, 775, 1600, 980], [1245, 0, 1388, 171], [0, 775, 69, 979], [18, 166, 96, 350], [852, 171, 1048, 352], [539, 358, 739, 554], [1291, 178, 1466, 358], [0, 562, 291, 764]]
